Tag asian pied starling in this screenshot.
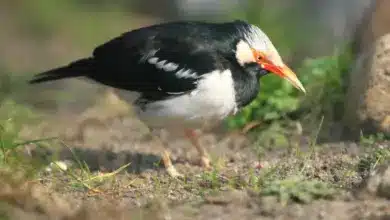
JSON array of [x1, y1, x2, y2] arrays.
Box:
[[29, 20, 306, 178]]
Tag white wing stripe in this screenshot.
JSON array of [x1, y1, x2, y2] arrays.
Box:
[[147, 56, 199, 79], [156, 60, 167, 69], [162, 62, 179, 72], [175, 68, 198, 79], [148, 57, 159, 64], [148, 57, 179, 72]]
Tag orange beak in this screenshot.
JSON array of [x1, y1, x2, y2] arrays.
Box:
[[261, 62, 306, 93]]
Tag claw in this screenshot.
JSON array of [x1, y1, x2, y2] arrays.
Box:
[[160, 149, 183, 179], [200, 156, 211, 170], [166, 165, 184, 179]]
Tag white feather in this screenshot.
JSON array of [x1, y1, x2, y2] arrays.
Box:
[[235, 40, 255, 66], [147, 57, 180, 72], [175, 68, 198, 79], [162, 62, 179, 72], [135, 69, 237, 129], [147, 56, 201, 79], [142, 49, 159, 62], [245, 25, 284, 66], [148, 57, 159, 64], [156, 60, 167, 69]]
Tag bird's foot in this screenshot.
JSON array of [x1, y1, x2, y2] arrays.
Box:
[[200, 156, 212, 170], [160, 149, 183, 179], [166, 165, 184, 179]]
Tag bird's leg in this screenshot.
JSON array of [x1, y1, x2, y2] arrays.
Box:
[[160, 148, 183, 178], [184, 129, 211, 169], [152, 130, 183, 178]]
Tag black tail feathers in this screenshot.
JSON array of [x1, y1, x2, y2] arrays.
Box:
[[29, 58, 94, 84]]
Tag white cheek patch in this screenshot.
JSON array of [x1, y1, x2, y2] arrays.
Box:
[[235, 40, 256, 66]]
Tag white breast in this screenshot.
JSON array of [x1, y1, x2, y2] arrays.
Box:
[[135, 69, 237, 130]]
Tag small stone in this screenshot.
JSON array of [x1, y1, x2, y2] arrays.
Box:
[[44, 160, 72, 172]]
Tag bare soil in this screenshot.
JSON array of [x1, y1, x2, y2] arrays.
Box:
[[2, 99, 390, 220]]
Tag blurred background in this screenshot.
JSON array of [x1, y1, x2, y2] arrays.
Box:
[[3, 2, 390, 219], [0, 0, 382, 144]]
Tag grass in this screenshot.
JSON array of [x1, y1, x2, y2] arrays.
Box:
[[186, 154, 341, 206], [186, 120, 340, 204], [0, 100, 132, 196], [186, 117, 359, 206], [0, 99, 356, 198], [0, 99, 388, 219], [0, 100, 48, 174], [48, 154, 131, 194], [357, 133, 390, 178], [260, 176, 337, 205]]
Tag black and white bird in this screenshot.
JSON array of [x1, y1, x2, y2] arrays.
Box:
[[30, 20, 306, 177]]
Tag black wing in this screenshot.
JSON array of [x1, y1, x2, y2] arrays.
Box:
[[89, 25, 231, 102]]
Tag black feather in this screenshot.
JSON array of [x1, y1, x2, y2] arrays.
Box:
[[29, 58, 94, 84], [29, 20, 264, 106]]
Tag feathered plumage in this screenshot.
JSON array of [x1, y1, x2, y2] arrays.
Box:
[[30, 20, 305, 177]]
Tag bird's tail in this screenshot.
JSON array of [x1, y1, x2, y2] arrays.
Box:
[[29, 58, 94, 84]]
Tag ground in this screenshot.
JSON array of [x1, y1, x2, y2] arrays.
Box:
[[1, 97, 390, 220]]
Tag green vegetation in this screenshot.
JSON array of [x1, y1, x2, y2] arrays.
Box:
[[226, 43, 353, 131], [225, 0, 354, 132], [358, 133, 390, 177], [0, 100, 40, 166], [260, 176, 336, 204]]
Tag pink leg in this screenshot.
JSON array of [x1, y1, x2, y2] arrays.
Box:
[[184, 129, 211, 169]]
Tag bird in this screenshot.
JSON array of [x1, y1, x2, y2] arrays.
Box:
[[29, 20, 306, 178]]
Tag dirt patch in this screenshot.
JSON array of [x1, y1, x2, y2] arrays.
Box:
[[4, 103, 390, 219]]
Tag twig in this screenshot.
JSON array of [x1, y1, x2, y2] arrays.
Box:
[[85, 162, 131, 182]]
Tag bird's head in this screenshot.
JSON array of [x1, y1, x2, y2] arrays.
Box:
[[234, 23, 306, 93]]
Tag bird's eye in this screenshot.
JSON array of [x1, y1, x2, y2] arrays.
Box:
[[256, 52, 266, 61], [252, 49, 267, 63]]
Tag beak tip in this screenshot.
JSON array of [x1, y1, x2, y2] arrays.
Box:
[[279, 65, 306, 94], [293, 80, 306, 94]]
